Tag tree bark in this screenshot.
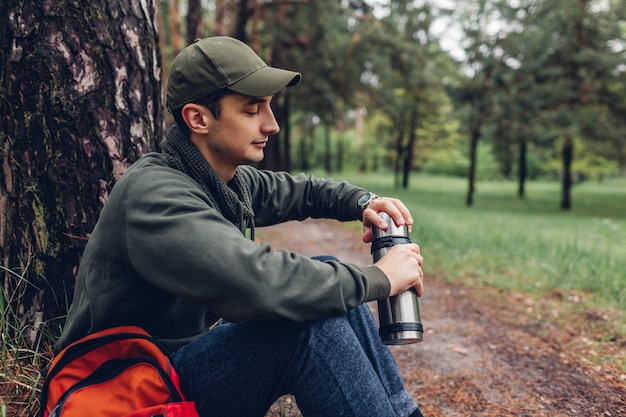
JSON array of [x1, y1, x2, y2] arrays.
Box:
[[0, 0, 162, 344]]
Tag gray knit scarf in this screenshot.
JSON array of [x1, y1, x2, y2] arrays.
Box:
[[160, 125, 255, 236]]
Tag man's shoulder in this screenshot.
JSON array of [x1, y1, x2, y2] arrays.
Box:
[[115, 152, 197, 193], [129, 152, 171, 170], [237, 165, 297, 183], [124, 152, 186, 179]]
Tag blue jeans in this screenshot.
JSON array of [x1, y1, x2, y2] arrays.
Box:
[[172, 258, 420, 417]]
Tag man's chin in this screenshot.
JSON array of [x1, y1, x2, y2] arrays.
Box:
[[246, 152, 265, 164]]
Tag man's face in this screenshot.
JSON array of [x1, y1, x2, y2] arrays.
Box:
[[204, 93, 279, 176]]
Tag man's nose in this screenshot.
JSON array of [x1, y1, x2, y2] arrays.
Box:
[[262, 110, 280, 135]]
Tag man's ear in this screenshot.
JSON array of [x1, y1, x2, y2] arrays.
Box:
[[181, 104, 211, 134]]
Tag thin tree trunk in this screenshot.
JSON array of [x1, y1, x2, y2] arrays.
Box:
[[402, 108, 418, 189], [169, 0, 183, 54], [186, 0, 203, 45], [559, 0, 585, 210], [467, 123, 480, 207], [281, 93, 292, 172], [250, 0, 261, 52], [391, 113, 406, 188], [213, 0, 229, 35], [337, 134, 344, 173], [0, 0, 162, 344], [561, 134, 574, 210], [298, 119, 312, 171], [518, 139, 527, 199], [394, 130, 404, 189], [234, 0, 252, 42], [324, 122, 332, 174]]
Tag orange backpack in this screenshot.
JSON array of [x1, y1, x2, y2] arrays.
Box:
[[39, 326, 200, 417]]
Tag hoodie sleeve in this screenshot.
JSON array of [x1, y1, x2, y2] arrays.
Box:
[[237, 166, 368, 227], [124, 165, 390, 323]]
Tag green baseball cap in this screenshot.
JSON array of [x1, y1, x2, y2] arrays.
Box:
[[167, 36, 301, 112]]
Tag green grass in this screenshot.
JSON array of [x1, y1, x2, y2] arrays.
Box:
[[329, 172, 626, 318], [1, 266, 66, 417]]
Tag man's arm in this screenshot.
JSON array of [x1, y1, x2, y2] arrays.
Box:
[[240, 166, 425, 300], [239, 166, 367, 226]]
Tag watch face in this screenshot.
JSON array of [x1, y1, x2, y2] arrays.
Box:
[[358, 193, 374, 210]]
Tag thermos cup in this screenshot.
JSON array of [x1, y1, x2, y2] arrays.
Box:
[[371, 212, 423, 345]]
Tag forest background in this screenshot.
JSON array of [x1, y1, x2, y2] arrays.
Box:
[[1, 0, 625, 415]]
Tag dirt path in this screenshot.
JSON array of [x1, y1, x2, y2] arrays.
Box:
[[260, 218, 626, 417]]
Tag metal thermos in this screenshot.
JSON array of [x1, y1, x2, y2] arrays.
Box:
[[372, 212, 423, 345]]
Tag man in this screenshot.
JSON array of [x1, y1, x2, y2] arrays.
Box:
[[56, 36, 425, 417]]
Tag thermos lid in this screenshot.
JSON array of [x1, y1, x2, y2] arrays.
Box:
[[372, 212, 409, 239]]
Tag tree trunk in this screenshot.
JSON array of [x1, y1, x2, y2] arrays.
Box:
[[0, 0, 162, 345], [402, 108, 418, 189], [324, 122, 332, 174], [158, 3, 170, 110], [559, 0, 585, 210], [298, 119, 312, 171], [186, 0, 203, 45], [213, 0, 230, 35], [250, 0, 261, 52], [394, 133, 403, 189], [466, 123, 480, 207], [169, 0, 183, 54], [392, 115, 405, 188], [282, 93, 292, 172], [234, 0, 252, 42], [256, 5, 293, 173], [517, 139, 527, 199], [336, 134, 344, 173], [560, 134, 574, 210]]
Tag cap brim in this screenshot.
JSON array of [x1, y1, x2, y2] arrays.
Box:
[[227, 66, 301, 97]]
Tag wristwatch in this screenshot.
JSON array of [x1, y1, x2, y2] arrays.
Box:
[[357, 192, 379, 212]]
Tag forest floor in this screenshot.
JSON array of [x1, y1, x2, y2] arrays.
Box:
[[261, 218, 626, 417]]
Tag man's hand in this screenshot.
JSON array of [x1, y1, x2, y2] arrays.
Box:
[[361, 197, 413, 243], [361, 196, 423, 297], [374, 243, 424, 297]]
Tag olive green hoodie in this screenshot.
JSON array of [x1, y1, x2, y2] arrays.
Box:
[[55, 126, 390, 353]]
